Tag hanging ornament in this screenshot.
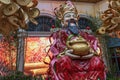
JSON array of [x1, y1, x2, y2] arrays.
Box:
[[0, 0, 40, 37], [28, 8, 40, 18], [27, 0, 38, 8], [3, 2, 19, 16], [97, 0, 120, 37], [0, 0, 11, 4], [16, 0, 32, 6]]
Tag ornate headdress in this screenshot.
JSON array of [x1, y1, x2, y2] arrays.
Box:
[[54, 1, 78, 21]]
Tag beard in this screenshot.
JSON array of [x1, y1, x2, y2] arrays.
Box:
[[67, 19, 79, 35]]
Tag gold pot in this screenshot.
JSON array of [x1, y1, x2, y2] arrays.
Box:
[[66, 37, 90, 56]]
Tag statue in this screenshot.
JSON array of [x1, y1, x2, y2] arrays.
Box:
[[47, 1, 106, 80]]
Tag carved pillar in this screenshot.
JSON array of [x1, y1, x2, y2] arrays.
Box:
[[16, 30, 26, 72]]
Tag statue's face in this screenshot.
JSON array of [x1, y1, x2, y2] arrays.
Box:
[[64, 12, 77, 21], [63, 12, 78, 27]]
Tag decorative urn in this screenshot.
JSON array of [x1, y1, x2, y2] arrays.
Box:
[[66, 36, 90, 56]]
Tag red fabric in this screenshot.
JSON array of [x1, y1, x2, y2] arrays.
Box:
[[47, 30, 106, 80], [48, 56, 106, 80]]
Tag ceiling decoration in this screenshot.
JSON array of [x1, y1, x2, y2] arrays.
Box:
[[0, 0, 40, 37]]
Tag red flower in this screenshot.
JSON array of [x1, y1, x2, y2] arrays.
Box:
[[86, 26, 90, 30], [52, 25, 55, 28]]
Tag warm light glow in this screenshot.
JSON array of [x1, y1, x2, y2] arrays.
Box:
[[24, 37, 52, 76], [24, 37, 52, 63], [0, 38, 17, 75]]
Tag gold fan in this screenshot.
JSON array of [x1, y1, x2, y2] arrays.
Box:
[[27, 0, 38, 8], [0, 0, 40, 37], [111, 17, 120, 24], [0, 18, 12, 36], [28, 8, 40, 18], [16, 0, 32, 6], [3, 2, 19, 16], [0, 0, 11, 4], [97, 27, 106, 34]]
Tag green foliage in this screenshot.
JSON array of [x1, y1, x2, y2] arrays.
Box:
[[107, 72, 120, 80], [89, 16, 102, 32], [55, 18, 62, 28]]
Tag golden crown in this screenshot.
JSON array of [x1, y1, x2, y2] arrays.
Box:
[[54, 1, 78, 21]]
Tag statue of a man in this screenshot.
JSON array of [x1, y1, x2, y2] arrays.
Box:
[[47, 1, 106, 80]]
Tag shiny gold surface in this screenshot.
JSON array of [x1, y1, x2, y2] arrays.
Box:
[[66, 36, 90, 56]]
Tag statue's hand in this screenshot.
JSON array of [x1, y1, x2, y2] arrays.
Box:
[[80, 53, 94, 59], [65, 49, 94, 59], [65, 49, 81, 59]]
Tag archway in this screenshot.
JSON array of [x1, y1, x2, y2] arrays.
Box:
[[78, 14, 96, 32], [27, 13, 56, 32]]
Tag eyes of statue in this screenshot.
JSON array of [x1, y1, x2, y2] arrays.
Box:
[[64, 12, 77, 19]]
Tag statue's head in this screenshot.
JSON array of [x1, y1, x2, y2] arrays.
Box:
[[54, 1, 79, 27]]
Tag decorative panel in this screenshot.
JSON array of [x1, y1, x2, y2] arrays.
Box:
[[0, 37, 17, 76], [23, 36, 52, 76]]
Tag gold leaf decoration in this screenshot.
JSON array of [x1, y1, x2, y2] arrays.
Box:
[[0, 0, 40, 37], [97, 0, 120, 36]]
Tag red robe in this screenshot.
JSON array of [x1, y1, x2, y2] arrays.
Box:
[[47, 30, 106, 80]]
